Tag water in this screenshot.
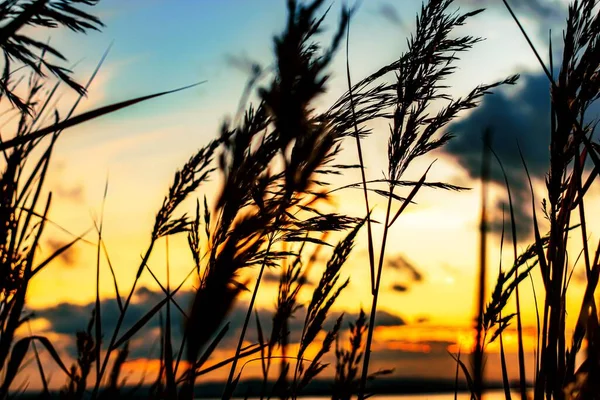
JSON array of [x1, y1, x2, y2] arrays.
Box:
[[296, 395, 504, 400], [198, 391, 508, 400], [300, 394, 507, 400]]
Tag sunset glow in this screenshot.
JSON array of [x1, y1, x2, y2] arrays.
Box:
[[1, 0, 598, 398]]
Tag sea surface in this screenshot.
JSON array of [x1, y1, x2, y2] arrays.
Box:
[[199, 391, 510, 400], [298, 394, 506, 400]]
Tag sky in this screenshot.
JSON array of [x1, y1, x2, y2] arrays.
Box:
[[3, 0, 599, 392]]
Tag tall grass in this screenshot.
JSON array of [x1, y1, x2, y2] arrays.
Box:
[[467, 1, 600, 400], [343, 0, 517, 397], [0, 1, 218, 398], [2, 0, 598, 399]]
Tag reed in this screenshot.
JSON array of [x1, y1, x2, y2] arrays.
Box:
[[3, 1, 598, 399], [472, 1, 600, 399]]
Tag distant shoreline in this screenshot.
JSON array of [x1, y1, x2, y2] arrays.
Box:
[[15, 378, 527, 398]]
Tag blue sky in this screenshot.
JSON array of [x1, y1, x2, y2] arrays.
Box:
[[59, 0, 555, 113], [48, 0, 558, 207]]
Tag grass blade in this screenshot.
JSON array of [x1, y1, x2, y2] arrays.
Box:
[[113, 297, 169, 349], [0, 82, 206, 151], [346, 17, 376, 294], [387, 161, 436, 228], [489, 144, 527, 400]]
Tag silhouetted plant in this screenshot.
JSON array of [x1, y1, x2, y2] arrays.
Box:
[[332, 309, 367, 400], [0, 0, 103, 112], [342, 0, 518, 397], [472, 1, 600, 399], [0, 2, 218, 399], [60, 310, 97, 400], [5, 0, 595, 399]]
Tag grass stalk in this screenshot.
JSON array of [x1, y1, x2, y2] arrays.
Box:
[[490, 143, 528, 400], [223, 233, 276, 398], [94, 178, 109, 383], [92, 242, 156, 398], [357, 192, 394, 399], [345, 18, 376, 295]]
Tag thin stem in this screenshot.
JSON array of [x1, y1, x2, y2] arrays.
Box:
[[223, 233, 276, 398], [346, 18, 376, 295], [501, 0, 553, 82], [92, 241, 156, 399], [358, 191, 394, 399], [94, 178, 109, 383]]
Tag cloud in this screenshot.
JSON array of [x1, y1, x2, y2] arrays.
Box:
[[447, 73, 551, 181], [224, 301, 406, 345], [34, 287, 405, 360], [444, 72, 600, 240], [38, 288, 541, 383], [445, 73, 548, 240], [374, 310, 406, 327], [35, 288, 190, 359]]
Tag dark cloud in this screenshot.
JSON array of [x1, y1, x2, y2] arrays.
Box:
[[37, 302, 96, 335], [447, 73, 551, 181], [372, 310, 406, 327], [375, 0, 560, 34], [34, 287, 405, 360], [445, 72, 600, 240], [225, 302, 405, 345], [134, 285, 162, 301], [35, 287, 192, 358]]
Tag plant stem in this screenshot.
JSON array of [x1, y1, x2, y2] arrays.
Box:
[[223, 233, 275, 399], [345, 19, 376, 295], [92, 241, 155, 399], [358, 191, 394, 399]]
